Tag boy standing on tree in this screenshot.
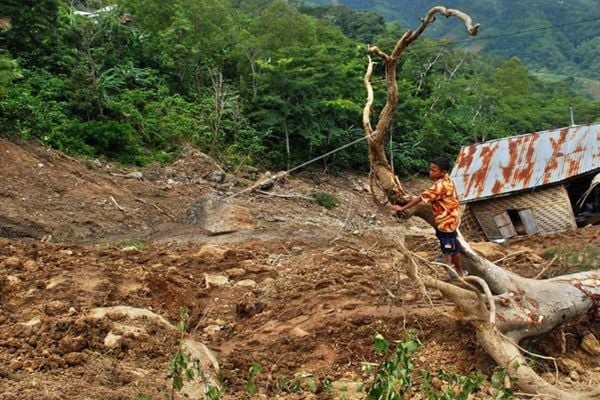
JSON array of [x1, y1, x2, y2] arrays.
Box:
[[390, 157, 466, 279]]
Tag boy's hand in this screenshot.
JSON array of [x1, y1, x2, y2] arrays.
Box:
[[389, 204, 407, 218]]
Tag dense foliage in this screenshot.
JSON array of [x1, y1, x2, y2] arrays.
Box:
[[0, 0, 599, 174], [306, 0, 600, 81]]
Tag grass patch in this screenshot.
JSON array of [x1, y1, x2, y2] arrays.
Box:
[[311, 191, 340, 209], [541, 245, 600, 274]]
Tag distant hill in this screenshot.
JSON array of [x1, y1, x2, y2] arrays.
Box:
[[304, 0, 600, 84]]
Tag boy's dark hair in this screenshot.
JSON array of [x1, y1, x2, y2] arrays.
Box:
[[430, 157, 450, 172]]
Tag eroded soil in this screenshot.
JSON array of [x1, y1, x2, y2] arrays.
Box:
[[1, 139, 599, 399]]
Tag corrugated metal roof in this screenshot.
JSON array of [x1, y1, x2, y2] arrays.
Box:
[[450, 123, 600, 203]]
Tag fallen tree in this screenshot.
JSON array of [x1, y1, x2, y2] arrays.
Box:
[[363, 6, 600, 399]]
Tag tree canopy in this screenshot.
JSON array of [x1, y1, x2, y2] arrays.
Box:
[[0, 0, 598, 173]]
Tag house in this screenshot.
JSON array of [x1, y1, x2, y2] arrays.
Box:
[[450, 122, 600, 240]]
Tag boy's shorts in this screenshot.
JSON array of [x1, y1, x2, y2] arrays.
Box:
[[435, 229, 461, 255]]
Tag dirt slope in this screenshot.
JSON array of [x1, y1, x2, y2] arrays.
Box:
[[0, 139, 599, 399]]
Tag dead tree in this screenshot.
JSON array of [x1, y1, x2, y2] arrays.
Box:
[[363, 6, 600, 399]]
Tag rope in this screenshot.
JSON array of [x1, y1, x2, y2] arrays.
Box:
[[225, 134, 369, 199]]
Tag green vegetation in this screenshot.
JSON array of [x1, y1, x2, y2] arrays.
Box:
[[365, 332, 515, 400], [542, 245, 600, 275], [138, 307, 223, 400], [306, 0, 600, 83], [312, 191, 341, 208], [1, 0, 599, 175]]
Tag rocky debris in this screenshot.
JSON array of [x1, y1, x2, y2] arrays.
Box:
[[195, 245, 228, 263], [185, 194, 255, 234], [208, 170, 226, 183], [0, 216, 47, 240], [558, 357, 585, 374], [204, 274, 230, 288], [235, 279, 257, 288], [89, 306, 173, 328], [582, 333, 600, 357], [180, 339, 221, 398]]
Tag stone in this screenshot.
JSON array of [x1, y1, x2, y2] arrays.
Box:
[[204, 274, 230, 288], [4, 256, 21, 269], [558, 357, 584, 374], [195, 245, 227, 263], [235, 279, 257, 288], [290, 327, 310, 338], [581, 333, 600, 357], [23, 260, 38, 271], [104, 332, 122, 348], [225, 268, 246, 278], [208, 170, 226, 183], [180, 339, 221, 399], [185, 194, 255, 234]]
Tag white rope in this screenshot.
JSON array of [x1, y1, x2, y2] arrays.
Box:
[[226, 135, 369, 199]]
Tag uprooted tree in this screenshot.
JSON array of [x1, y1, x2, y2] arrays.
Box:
[[364, 6, 600, 399]]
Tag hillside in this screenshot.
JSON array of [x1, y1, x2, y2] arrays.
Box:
[[1, 140, 600, 399], [305, 0, 600, 85]]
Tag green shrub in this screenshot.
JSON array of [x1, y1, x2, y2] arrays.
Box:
[[312, 191, 340, 209]]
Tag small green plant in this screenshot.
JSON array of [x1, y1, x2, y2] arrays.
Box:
[[366, 331, 420, 400], [364, 332, 514, 400], [245, 362, 262, 395], [117, 239, 145, 250], [137, 308, 223, 400], [490, 368, 515, 399], [167, 308, 196, 399], [312, 191, 340, 209]]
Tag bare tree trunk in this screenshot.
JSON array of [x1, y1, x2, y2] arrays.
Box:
[[363, 6, 600, 399]]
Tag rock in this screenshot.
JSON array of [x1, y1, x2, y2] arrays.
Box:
[[203, 325, 221, 338], [204, 274, 230, 288], [58, 250, 73, 256], [121, 246, 140, 252], [4, 256, 21, 269], [581, 333, 600, 357], [558, 358, 584, 374], [104, 332, 122, 348], [470, 242, 505, 260], [225, 268, 246, 278], [58, 335, 87, 354], [290, 327, 310, 338], [63, 352, 86, 366], [89, 306, 173, 328], [235, 279, 257, 288], [23, 260, 38, 271], [19, 317, 41, 327], [208, 170, 225, 183], [569, 370, 580, 381], [44, 300, 70, 316], [195, 245, 227, 263], [126, 171, 143, 180], [185, 194, 255, 234], [180, 339, 221, 399], [6, 275, 21, 287]]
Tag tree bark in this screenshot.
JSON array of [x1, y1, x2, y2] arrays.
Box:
[[364, 6, 600, 399]]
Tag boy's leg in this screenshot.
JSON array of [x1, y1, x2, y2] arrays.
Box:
[[451, 253, 464, 276]]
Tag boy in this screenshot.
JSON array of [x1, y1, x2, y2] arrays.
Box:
[[390, 157, 465, 278]]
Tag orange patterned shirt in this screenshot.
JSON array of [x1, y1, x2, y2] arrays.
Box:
[[420, 174, 460, 232]]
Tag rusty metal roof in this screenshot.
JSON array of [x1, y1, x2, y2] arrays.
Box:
[[450, 123, 600, 203]]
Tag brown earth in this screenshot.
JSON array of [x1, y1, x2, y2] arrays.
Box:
[[1, 139, 599, 399]]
